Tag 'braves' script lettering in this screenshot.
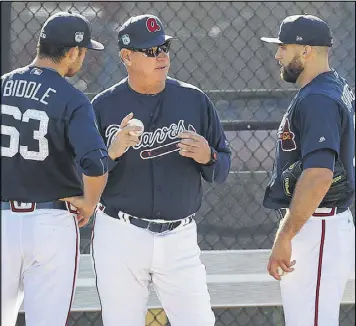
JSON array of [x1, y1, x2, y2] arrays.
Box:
[[135, 120, 187, 149], [105, 119, 196, 160]]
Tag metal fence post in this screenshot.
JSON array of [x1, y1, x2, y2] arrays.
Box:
[[1, 1, 12, 74]]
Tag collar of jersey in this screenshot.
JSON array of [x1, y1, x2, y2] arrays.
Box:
[[126, 80, 165, 97]]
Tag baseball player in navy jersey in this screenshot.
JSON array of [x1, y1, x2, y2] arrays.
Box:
[[261, 15, 355, 325], [91, 14, 231, 326], [1, 12, 108, 326]]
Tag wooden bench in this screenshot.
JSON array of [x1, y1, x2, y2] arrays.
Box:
[[18, 249, 354, 323], [70, 249, 354, 311]]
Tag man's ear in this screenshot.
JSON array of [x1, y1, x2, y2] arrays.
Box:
[[302, 45, 312, 58], [66, 46, 79, 62], [120, 49, 132, 66]]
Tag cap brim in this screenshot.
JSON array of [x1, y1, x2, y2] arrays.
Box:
[[260, 37, 283, 44], [87, 39, 105, 51], [125, 35, 178, 49]]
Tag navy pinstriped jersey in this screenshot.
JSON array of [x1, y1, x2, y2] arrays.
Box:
[[92, 77, 231, 221], [1, 65, 108, 202], [263, 70, 355, 209]]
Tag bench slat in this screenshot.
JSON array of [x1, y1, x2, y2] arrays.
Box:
[[69, 279, 355, 311], [19, 251, 355, 312]]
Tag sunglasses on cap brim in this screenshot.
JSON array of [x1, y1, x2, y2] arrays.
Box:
[[128, 40, 171, 58]]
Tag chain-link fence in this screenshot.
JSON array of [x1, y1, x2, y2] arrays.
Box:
[[3, 1, 354, 325]]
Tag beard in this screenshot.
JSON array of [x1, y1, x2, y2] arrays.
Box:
[[280, 55, 304, 83]]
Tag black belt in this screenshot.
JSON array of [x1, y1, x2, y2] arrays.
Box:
[[98, 205, 194, 234], [128, 216, 193, 233], [312, 207, 348, 217], [1, 200, 74, 213], [277, 207, 348, 219]]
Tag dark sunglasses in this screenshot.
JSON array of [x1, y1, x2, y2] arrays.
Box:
[[129, 41, 171, 58]]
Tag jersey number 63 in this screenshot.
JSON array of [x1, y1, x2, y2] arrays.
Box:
[[1, 104, 49, 161]]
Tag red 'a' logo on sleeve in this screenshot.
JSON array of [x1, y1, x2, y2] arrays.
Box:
[[277, 117, 297, 151], [146, 18, 161, 33]]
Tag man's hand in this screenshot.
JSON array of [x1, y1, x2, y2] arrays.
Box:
[[76, 214, 91, 228], [108, 113, 143, 160], [60, 196, 96, 227], [267, 234, 296, 280], [178, 131, 211, 164]]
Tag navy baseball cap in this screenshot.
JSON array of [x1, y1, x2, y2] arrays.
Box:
[[40, 12, 104, 51], [261, 14, 333, 47], [118, 14, 177, 49]]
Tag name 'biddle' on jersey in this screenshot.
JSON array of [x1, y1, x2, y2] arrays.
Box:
[[1, 65, 107, 202]]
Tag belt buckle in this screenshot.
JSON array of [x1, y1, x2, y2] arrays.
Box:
[[145, 216, 192, 233], [147, 220, 163, 233], [10, 201, 36, 213], [160, 223, 171, 233]]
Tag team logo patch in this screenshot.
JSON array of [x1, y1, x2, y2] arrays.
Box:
[[146, 17, 161, 33], [277, 116, 296, 151], [30, 68, 43, 75], [121, 34, 130, 45], [74, 31, 84, 43]]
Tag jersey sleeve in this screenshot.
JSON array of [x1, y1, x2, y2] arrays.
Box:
[[302, 148, 336, 171], [91, 95, 121, 172], [200, 94, 231, 183], [295, 94, 342, 159], [92, 94, 106, 140], [66, 94, 108, 176]]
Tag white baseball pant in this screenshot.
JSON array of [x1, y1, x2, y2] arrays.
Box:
[[91, 210, 215, 326], [1, 208, 79, 326], [280, 209, 355, 326]]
